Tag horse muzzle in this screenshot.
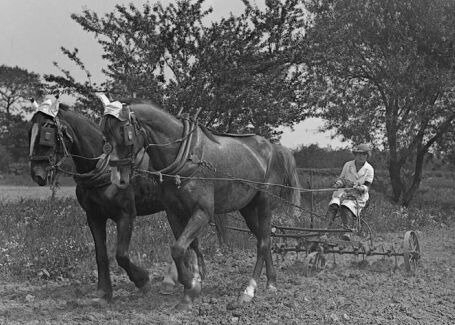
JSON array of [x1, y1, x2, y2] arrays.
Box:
[[30, 165, 48, 186], [110, 166, 131, 189]]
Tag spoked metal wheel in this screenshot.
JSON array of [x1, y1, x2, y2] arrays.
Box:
[[403, 231, 420, 274], [302, 251, 326, 277], [353, 218, 374, 246]]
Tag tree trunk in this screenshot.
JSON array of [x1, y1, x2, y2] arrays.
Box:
[[388, 157, 403, 203], [385, 100, 403, 203], [5, 101, 11, 118], [401, 149, 425, 207]]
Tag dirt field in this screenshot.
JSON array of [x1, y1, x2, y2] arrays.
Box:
[[0, 225, 453, 324]]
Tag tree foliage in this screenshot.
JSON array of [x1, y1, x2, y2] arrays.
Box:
[[0, 114, 30, 162], [0, 65, 45, 165], [303, 0, 455, 205], [0, 65, 44, 117], [46, 0, 309, 140]]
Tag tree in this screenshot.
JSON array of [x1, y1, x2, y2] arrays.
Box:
[[0, 113, 30, 162], [303, 0, 455, 205], [46, 0, 308, 140], [0, 65, 44, 166], [0, 65, 44, 118]]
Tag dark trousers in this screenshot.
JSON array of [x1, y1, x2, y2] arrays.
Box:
[[326, 203, 355, 228]]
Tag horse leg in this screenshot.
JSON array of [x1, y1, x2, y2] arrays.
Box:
[[190, 238, 207, 280], [87, 214, 112, 301], [238, 201, 261, 303], [159, 213, 207, 297], [160, 212, 184, 293], [115, 215, 150, 292], [171, 208, 211, 310], [238, 193, 275, 303], [259, 196, 276, 291], [166, 212, 207, 279]]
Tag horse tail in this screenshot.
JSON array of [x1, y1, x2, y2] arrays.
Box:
[[273, 144, 305, 224], [283, 148, 302, 218]]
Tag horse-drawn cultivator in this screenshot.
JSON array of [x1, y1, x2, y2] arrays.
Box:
[[223, 208, 421, 277], [269, 224, 420, 276]]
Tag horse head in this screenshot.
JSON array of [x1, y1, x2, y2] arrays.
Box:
[[101, 103, 146, 189], [29, 98, 73, 186]]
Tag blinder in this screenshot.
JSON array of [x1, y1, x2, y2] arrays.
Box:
[[39, 126, 56, 147], [106, 122, 137, 168], [29, 118, 71, 165], [103, 111, 141, 169]]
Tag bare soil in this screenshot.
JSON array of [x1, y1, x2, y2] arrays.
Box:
[[0, 225, 453, 325]]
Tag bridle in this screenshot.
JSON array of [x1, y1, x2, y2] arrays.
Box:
[[101, 110, 143, 169], [102, 108, 200, 180], [29, 115, 111, 187], [29, 116, 72, 173]]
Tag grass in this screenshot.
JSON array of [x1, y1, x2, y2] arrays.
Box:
[[0, 197, 221, 281], [0, 173, 75, 186], [0, 185, 75, 202]]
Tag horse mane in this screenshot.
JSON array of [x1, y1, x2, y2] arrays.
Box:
[[199, 124, 261, 145], [102, 114, 125, 140], [199, 125, 221, 144], [59, 103, 70, 111], [59, 109, 101, 132], [117, 97, 162, 107]]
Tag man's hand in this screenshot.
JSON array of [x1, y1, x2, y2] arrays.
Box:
[[333, 180, 343, 188], [354, 184, 368, 193], [343, 179, 355, 187]]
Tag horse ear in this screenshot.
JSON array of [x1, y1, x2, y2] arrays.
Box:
[[59, 103, 70, 111], [95, 92, 111, 107], [30, 98, 39, 109], [119, 106, 130, 121]]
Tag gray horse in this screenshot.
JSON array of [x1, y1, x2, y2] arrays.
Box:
[[101, 102, 302, 310]]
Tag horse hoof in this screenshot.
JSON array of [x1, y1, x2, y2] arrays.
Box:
[[90, 297, 109, 307], [95, 289, 112, 302], [267, 284, 277, 292], [185, 278, 202, 300], [159, 282, 177, 295], [174, 300, 192, 311], [238, 293, 254, 304], [139, 281, 152, 295]]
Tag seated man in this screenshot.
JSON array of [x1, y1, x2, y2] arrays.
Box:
[[326, 143, 374, 240]]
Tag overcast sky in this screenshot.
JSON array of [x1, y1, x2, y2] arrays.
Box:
[[0, 0, 345, 149]]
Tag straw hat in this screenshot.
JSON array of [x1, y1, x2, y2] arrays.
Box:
[[352, 143, 371, 156]]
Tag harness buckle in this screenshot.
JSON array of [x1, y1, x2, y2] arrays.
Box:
[[175, 175, 181, 188]]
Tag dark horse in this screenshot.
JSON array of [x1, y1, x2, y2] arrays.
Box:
[[28, 103, 213, 302], [101, 101, 301, 310]]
